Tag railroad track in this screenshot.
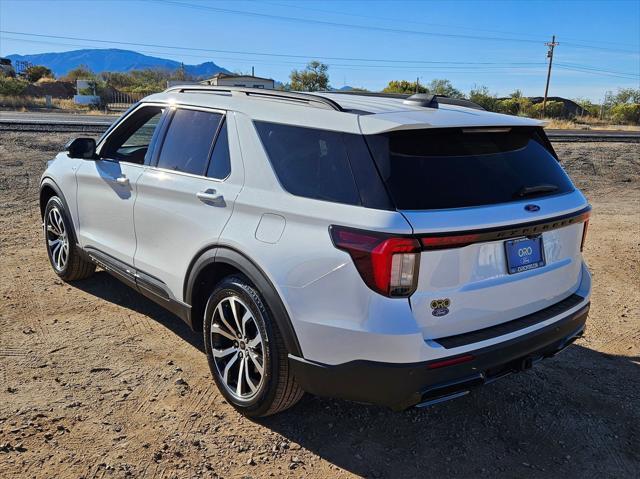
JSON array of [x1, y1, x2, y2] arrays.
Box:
[[1, 117, 639, 142]]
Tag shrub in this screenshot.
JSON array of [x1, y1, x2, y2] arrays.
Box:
[[529, 101, 564, 119], [609, 103, 640, 125], [0, 77, 28, 95], [496, 97, 532, 116]]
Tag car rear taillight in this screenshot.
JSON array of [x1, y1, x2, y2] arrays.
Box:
[[330, 226, 421, 297]]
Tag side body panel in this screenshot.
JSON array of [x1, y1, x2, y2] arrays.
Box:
[[40, 153, 84, 232], [75, 160, 144, 264]]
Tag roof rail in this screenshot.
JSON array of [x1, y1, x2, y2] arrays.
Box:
[[327, 91, 485, 111], [163, 85, 344, 112]]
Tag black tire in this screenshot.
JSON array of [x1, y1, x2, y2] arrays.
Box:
[[44, 196, 95, 282], [203, 275, 303, 417]]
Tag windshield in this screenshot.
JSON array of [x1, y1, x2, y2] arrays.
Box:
[[365, 127, 574, 210]]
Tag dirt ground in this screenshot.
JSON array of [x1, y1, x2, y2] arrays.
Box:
[[0, 132, 638, 479]]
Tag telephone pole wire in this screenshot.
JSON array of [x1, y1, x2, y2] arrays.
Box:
[[543, 35, 559, 116]]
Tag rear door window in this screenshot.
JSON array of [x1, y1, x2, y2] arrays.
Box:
[[366, 127, 574, 210], [206, 119, 231, 179], [157, 108, 222, 175], [254, 121, 361, 205]]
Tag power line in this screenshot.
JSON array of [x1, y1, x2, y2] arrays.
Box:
[[1, 35, 548, 75], [1, 31, 636, 79], [153, 0, 640, 54], [555, 62, 639, 77], [154, 0, 545, 45], [555, 65, 640, 80], [259, 0, 640, 50], [0, 30, 548, 65]]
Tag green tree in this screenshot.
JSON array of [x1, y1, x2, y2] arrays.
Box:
[[382, 80, 427, 94], [610, 103, 640, 124], [426, 79, 464, 97], [469, 85, 500, 111], [289, 61, 329, 92], [611, 88, 640, 104], [573, 98, 599, 117], [23, 65, 53, 83]]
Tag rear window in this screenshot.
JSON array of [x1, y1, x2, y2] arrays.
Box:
[[366, 127, 574, 210]]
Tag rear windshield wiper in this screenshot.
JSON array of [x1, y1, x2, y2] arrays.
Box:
[[515, 184, 558, 198]]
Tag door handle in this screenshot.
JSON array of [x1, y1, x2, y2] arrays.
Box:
[[115, 175, 129, 186], [196, 189, 225, 205]]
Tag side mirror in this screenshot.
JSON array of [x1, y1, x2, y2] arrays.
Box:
[[65, 137, 96, 159]]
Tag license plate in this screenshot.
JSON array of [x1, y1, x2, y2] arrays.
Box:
[[504, 236, 545, 274]]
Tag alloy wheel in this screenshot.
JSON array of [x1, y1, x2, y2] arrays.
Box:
[[46, 206, 69, 271], [210, 295, 265, 401]]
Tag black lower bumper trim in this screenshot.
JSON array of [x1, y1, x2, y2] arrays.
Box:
[[435, 294, 585, 349], [289, 302, 589, 410]]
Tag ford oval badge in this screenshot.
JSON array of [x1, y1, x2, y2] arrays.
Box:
[[525, 204, 540, 212]]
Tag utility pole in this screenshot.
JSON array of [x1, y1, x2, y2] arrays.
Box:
[[416, 76, 419, 93], [542, 35, 559, 116]]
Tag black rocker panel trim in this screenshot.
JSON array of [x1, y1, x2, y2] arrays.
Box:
[[84, 247, 190, 321]]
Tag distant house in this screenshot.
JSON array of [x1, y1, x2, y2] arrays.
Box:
[[201, 73, 274, 89]]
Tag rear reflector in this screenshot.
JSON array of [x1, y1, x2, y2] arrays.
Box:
[[330, 226, 421, 297], [580, 219, 589, 252], [426, 354, 475, 370]]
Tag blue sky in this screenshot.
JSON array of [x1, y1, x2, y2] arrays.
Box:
[[1, 0, 638, 100]]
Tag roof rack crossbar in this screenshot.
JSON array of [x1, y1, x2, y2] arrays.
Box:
[[163, 85, 344, 112]]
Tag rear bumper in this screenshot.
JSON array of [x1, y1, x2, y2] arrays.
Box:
[[289, 302, 589, 410]]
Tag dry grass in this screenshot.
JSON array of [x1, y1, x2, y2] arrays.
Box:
[[544, 117, 640, 131], [0, 95, 111, 114]]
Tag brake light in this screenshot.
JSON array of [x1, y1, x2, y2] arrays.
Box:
[[330, 226, 421, 297]]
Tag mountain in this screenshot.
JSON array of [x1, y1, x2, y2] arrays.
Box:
[[6, 48, 230, 78]]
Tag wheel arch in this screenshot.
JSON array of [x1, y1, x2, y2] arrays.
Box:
[[40, 177, 78, 244], [185, 246, 303, 357]]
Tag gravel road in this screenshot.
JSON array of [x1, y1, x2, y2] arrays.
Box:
[[0, 133, 638, 478]]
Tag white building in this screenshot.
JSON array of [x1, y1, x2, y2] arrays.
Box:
[[201, 73, 274, 89]]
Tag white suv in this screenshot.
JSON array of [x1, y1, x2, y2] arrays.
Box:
[[40, 87, 591, 416]]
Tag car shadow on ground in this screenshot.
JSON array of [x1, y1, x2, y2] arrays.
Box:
[[70, 272, 639, 478], [261, 346, 639, 478], [71, 270, 205, 352]]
